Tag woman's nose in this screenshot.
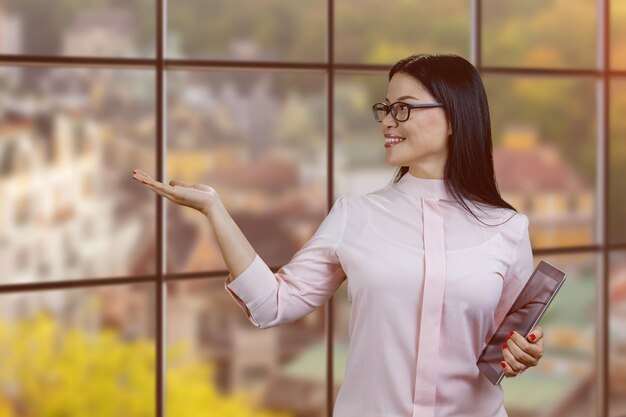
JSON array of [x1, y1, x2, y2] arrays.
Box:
[[382, 111, 398, 127]]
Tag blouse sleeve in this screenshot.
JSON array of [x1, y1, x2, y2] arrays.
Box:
[[492, 214, 535, 331], [224, 194, 349, 329]]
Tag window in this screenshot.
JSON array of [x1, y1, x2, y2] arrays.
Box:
[[0, 1, 623, 416]]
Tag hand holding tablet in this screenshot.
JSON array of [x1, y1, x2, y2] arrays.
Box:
[[477, 260, 567, 385]]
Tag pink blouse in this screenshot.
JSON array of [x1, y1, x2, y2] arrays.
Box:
[[224, 172, 534, 417]]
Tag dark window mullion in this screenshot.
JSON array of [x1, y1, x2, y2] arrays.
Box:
[[156, 0, 167, 416], [597, 0, 610, 415], [471, 0, 481, 69], [327, 0, 335, 416]]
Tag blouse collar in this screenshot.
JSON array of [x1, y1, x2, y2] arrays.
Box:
[[392, 171, 454, 201]]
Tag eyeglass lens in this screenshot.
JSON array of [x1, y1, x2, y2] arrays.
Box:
[[373, 104, 387, 122], [373, 103, 409, 122]]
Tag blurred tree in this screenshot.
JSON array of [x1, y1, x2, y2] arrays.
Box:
[[484, 76, 596, 186], [335, 0, 468, 64], [0, 401, 10, 417], [168, 0, 325, 61], [483, 0, 596, 69], [0, 313, 292, 417], [609, 81, 626, 244], [613, 0, 626, 68]]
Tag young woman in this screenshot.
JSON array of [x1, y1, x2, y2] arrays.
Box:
[[132, 53, 545, 417]]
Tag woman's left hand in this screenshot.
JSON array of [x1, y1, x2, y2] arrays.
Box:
[[500, 326, 544, 378]]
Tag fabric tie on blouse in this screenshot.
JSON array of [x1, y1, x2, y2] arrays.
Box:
[[394, 173, 453, 417], [412, 197, 446, 417]]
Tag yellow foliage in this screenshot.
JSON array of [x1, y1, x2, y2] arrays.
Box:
[[366, 43, 416, 66], [0, 401, 12, 417], [0, 312, 293, 417]]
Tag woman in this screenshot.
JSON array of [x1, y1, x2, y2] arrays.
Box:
[[131, 53, 545, 417]]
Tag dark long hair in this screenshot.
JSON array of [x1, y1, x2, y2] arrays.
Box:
[[389, 53, 517, 226]]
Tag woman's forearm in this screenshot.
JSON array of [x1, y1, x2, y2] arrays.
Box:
[[205, 199, 257, 284]]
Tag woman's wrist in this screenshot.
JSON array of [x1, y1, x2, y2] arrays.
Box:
[[203, 198, 226, 221]]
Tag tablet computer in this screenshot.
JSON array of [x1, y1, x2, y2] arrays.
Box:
[[477, 260, 566, 385]]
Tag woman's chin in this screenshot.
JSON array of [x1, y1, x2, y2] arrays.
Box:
[[385, 152, 404, 165]]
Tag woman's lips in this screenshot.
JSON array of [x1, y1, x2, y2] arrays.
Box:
[[384, 138, 406, 148]]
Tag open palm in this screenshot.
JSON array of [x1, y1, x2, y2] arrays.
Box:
[[131, 169, 219, 216]]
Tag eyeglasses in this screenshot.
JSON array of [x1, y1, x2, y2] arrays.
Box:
[[371, 101, 445, 123]]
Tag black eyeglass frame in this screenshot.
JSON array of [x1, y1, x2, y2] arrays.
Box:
[[371, 101, 445, 122]]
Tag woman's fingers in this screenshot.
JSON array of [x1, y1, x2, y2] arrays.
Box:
[[132, 171, 178, 199], [143, 181, 178, 201], [132, 170, 153, 185], [132, 169, 153, 182], [134, 171, 212, 194], [500, 360, 520, 378], [133, 170, 163, 189], [169, 179, 213, 193]]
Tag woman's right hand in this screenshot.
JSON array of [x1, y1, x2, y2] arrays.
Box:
[[131, 169, 221, 216]]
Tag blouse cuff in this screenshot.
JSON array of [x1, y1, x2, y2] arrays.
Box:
[[224, 254, 277, 328]]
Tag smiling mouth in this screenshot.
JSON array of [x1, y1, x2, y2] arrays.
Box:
[[384, 137, 405, 148]]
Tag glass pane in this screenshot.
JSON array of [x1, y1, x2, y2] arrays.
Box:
[[166, 277, 327, 416], [611, 0, 626, 70], [484, 75, 597, 249], [165, 70, 327, 274], [501, 253, 597, 416], [167, 0, 326, 62], [0, 284, 156, 415], [335, 0, 469, 65], [1, 1, 154, 57], [609, 80, 626, 244], [0, 66, 157, 284], [610, 250, 626, 416], [334, 73, 396, 195], [482, 1, 597, 69]]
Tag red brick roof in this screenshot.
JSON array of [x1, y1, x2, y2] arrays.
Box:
[[494, 144, 591, 193]]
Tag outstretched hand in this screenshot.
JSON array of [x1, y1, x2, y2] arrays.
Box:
[[131, 169, 220, 216]]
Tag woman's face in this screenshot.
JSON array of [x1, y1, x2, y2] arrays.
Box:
[[379, 72, 452, 179]]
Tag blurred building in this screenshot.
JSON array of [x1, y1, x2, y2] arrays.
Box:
[[62, 7, 136, 57], [0, 107, 144, 337], [0, 3, 22, 54], [495, 124, 594, 249], [0, 2, 23, 87]]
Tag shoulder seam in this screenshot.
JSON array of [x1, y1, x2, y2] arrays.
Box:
[[503, 214, 529, 281], [333, 194, 349, 253]]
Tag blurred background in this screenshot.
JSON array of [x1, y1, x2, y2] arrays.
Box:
[[0, 0, 624, 416]]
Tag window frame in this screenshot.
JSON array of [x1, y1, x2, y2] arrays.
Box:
[[0, 0, 621, 416]]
